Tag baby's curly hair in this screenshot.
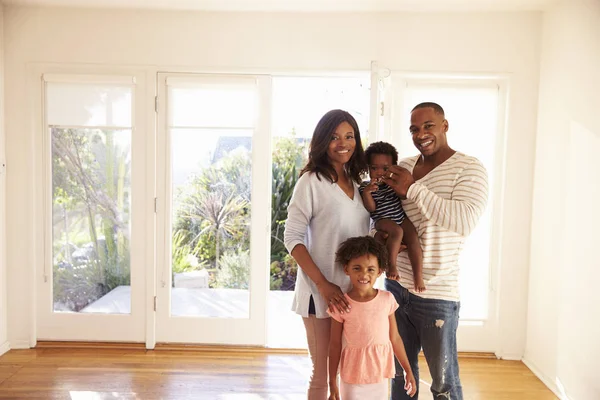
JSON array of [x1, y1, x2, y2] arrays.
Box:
[[335, 236, 389, 272], [364, 141, 398, 165]]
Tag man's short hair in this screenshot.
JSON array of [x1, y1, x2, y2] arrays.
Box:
[[411, 102, 445, 117]]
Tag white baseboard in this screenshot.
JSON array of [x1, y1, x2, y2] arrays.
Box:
[[0, 341, 9, 356], [498, 354, 522, 361], [9, 340, 31, 349], [522, 358, 568, 400], [494, 350, 522, 361]]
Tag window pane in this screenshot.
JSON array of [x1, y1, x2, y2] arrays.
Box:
[[169, 85, 256, 128], [271, 76, 371, 140], [46, 83, 132, 127], [52, 128, 132, 314], [170, 128, 252, 318], [401, 84, 498, 320]]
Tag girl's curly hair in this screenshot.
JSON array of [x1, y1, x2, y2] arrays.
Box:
[[335, 236, 389, 272]]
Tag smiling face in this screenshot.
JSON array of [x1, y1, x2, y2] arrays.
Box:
[[409, 107, 449, 157], [327, 121, 356, 169], [368, 153, 394, 183], [344, 253, 383, 292]]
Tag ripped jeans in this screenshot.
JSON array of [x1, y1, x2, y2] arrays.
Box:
[[385, 280, 463, 400]]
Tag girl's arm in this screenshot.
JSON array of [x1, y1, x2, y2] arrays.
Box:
[[328, 319, 344, 400], [389, 313, 417, 397]]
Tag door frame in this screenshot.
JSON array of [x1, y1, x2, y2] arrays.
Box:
[[33, 65, 153, 343]]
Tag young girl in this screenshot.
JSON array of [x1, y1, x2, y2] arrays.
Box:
[[359, 141, 425, 292], [284, 110, 370, 399], [328, 236, 416, 400]]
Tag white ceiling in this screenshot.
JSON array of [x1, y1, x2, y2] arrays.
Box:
[[3, 0, 558, 12]]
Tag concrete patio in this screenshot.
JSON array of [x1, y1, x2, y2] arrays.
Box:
[[81, 286, 307, 349]]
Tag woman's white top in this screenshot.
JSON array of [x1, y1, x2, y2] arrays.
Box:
[[284, 172, 370, 318]]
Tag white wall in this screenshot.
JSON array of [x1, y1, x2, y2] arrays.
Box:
[[0, 4, 7, 356], [525, 1, 600, 399], [4, 6, 541, 355]]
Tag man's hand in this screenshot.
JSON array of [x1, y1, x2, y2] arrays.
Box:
[[383, 165, 415, 199]]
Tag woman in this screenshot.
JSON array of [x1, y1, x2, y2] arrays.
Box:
[[284, 109, 370, 399]]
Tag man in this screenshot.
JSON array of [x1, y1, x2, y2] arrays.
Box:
[[382, 102, 489, 399]]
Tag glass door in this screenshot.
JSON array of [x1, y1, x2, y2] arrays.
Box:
[[155, 73, 271, 345], [37, 73, 148, 342]]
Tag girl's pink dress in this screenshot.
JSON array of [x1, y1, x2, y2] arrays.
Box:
[[328, 290, 399, 384]]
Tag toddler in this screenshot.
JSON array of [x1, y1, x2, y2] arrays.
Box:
[[359, 141, 425, 292]]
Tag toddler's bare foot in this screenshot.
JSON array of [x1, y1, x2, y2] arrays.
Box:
[[414, 277, 426, 293], [386, 266, 400, 281]]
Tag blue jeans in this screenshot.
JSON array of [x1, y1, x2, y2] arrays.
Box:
[[385, 280, 463, 400]]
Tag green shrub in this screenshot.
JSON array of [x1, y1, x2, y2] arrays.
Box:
[[214, 249, 250, 289], [270, 254, 298, 291]]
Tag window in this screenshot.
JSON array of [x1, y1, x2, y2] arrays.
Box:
[[45, 76, 135, 314], [165, 76, 258, 319]]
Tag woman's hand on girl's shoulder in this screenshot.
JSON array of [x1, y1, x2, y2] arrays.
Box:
[[317, 280, 351, 314]]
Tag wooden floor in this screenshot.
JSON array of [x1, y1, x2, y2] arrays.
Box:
[[0, 347, 557, 399]]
